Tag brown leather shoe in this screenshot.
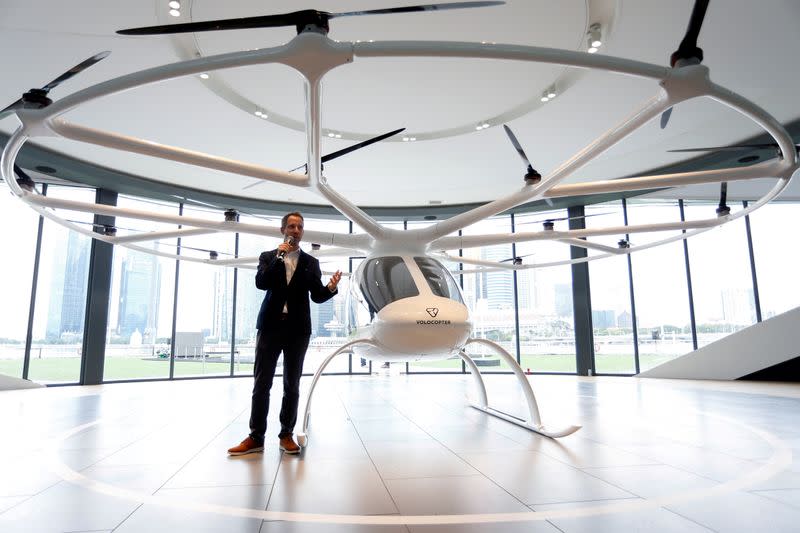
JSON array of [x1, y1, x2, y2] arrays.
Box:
[[279, 434, 301, 454], [228, 436, 264, 456]]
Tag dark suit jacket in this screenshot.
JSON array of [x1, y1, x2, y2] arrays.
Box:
[[255, 249, 337, 335]]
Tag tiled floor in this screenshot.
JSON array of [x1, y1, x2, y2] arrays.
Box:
[[0, 372, 798, 532]]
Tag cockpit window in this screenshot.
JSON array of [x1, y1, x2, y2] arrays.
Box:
[[359, 256, 419, 313], [414, 257, 464, 303]]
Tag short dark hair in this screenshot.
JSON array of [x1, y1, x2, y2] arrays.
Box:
[[281, 211, 304, 231]]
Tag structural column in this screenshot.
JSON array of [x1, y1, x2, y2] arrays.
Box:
[[79, 188, 117, 385], [568, 205, 595, 376]]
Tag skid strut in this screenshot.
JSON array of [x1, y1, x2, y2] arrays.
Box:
[[460, 338, 581, 438], [296, 338, 379, 447]]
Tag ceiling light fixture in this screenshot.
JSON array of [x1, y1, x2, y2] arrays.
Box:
[[168, 1, 181, 9], [169, 9, 181, 17], [199, 73, 209, 79], [587, 23, 602, 53], [541, 85, 557, 102], [475, 122, 490, 131]]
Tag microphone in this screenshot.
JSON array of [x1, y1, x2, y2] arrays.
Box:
[[278, 235, 295, 260]]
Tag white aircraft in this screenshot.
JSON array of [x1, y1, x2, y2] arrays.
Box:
[[1, 1, 797, 443]]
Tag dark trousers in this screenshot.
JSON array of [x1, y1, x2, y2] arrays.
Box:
[[249, 328, 310, 442]]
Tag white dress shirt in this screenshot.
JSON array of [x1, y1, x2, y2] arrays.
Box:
[[282, 249, 300, 313]]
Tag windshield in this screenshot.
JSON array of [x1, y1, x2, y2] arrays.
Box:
[[358, 256, 419, 313], [414, 257, 463, 303]]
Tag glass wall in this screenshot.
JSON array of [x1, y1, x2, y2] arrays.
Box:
[[683, 202, 757, 349], [626, 201, 694, 371], [0, 185, 39, 379], [748, 202, 800, 319], [173, 206, 237, 377], [103, 196, 179, 381], [460, 216, 515, 373], [585, 202, 636, 374], [300, 216, 351, 375], [6, 178, 798, 384], [514, 211, 576, 373], [28, 186, 94, 384]]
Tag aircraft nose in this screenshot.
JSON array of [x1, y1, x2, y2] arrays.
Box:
[[374, 297, 471, 355]]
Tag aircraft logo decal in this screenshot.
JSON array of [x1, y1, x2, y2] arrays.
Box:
[[419, 307, 449, 325]]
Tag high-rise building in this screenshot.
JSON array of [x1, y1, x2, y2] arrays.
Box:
[[46, 231, 90, 341], [117, 251, 161, 342], [481, 245, 514, 310], [211, 267, 233, 342]]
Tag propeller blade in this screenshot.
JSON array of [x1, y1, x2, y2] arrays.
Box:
[[659, 107, 673, 129], [282, 128, 406, 175], [13, 164, 36, 188], [672, 0, 710, 66], [333, 1, 505, 19], [118, 2, 504, 35], [515, 211, 612, 226], [503, 125, 531, 167], [41, 51, 111, 92], [503, 124, 541, 181], [0, 51, 110, 116], [499, 252, 535, 263], [66, 219, 141, 232], [118, 12, 311, 35], [154, 240, 222, 254], [321, 127, 405, 164], [0, 98, 24, 116], [663, 1, 709, 128]]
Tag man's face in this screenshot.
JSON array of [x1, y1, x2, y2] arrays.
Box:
[[282, 215, 304, 244]]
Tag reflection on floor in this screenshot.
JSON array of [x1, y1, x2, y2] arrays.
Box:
[[0, 373, 798, 532]]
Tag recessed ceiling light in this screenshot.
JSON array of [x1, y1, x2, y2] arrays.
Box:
[[169, 9, 180, 17], [199, 73, 209, 79], [254, 110, 263, 116], [168, 1, 181, 9], [327, 132, 335, 137], [587, 23, 602, 50]]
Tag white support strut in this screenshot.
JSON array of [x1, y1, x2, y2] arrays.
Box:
[[296, 338, 380, 448], [461, 338, 581, 438]]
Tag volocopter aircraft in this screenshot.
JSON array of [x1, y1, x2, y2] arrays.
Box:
[[1, 1, 797, 445]]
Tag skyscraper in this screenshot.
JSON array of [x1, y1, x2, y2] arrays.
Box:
[[46, 231, 90, 341], [117, 250, 161, 342]]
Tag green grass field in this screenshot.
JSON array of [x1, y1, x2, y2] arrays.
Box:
[[0, 358, 255, 383], [0, 353, 677, 383]]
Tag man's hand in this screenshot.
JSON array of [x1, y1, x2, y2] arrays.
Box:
[[327, 270, 342, 292]]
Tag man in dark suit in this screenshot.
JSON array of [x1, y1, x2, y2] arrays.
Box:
[[229, 212, 342, 456]]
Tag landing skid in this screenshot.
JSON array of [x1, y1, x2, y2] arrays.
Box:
[[296, 337, 580, 449], [460, 338, 581, 438], [296, 338, 379, 448]]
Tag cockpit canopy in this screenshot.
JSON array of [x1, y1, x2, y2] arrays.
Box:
[[357, 256, 463, 314]]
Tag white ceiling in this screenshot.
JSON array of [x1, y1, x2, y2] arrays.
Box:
[[0, 0, 798, 208]]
